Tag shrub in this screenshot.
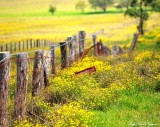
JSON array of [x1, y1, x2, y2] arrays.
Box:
[[49, 5, 56, 15]]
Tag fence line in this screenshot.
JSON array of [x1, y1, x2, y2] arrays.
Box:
[[0, 23, 159, 126]]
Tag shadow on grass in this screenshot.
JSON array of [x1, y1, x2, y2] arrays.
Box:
[[84, 10, 124, 15]]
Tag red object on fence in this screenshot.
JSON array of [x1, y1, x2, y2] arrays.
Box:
[[75, 66, 96, 75]]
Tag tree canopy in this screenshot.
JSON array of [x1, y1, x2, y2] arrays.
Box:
[[89, 0, 113, 12], [75, 0, 86, 13], [124, 0, 159, 35]]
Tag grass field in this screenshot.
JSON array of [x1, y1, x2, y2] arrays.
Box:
[[0, 0, 160, 127], [0, 0, 159, 44]]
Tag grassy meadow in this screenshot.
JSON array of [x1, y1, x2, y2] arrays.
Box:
[[0, 0, 160, 127], [0, 0, 160, 44]]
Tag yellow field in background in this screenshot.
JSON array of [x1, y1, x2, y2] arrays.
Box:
[[0, 13, 160, 43], [0, 0, 160, 44]]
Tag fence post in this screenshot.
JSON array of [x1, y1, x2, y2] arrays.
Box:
[[23, 41, 25, 51], [39, 40, 40, 47], [68, 36, 75, 65], [19, 41, 21, 51], [1, 46, 3, 52], [0, 52, 10, 127], [14, 42, 17, 52], [32, 50, 44, 96], [14, 52, 28, 120], [51, 45, 56, 74], [43, 51, 51, 88], [30, 39, 32, 49], [92, 35, 97, 56], [34, 40, 36, 48], [36, 40, 38, 48], [73, 36, 78, 61], [129, 33, 139, 54], [10, 43, 12, 53], [78, 31, 86, 57], [27, 40, 29, 50], [44, 40, 47, 47], [60, 42, 67, 69], [6, 43, 8, 51]]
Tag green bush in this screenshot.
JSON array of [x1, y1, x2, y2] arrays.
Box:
[[49, 5, 56, 15]]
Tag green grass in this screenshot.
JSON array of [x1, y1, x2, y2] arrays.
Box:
[[92, 90, 160, 127]]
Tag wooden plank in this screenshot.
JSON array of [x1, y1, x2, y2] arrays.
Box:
[[75, 66, 96, 75]]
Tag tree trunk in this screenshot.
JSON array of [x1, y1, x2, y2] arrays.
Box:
[[139, 0, 144, 35], [103, 7, 106, 13]]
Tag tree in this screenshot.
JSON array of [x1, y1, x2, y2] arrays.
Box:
[[116, 0, 132, 9], [49, 5, 56, 15], [125, 0, 155, 35], [89, 0, 113, 12], [89, 0, 98, 11], [75, 0, 86, 13], [151, 0, 160, 12]]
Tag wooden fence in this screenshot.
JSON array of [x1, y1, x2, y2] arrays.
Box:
[[0, 39, 54, 53], [0, 30, 138, 127]]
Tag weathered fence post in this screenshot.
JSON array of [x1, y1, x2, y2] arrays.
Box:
[[34, 40, 36, 48], [68, 36, 75, 66], [32, 50, 44, 96], [14, 52, 28, 120], [60, 42, 67, 69], [36, 40, 38, 48], [43, 51, 51, 88], [51, 45, 56, 74], [14, 42, 17, 51], [39, 40, 41, 47], [10, 43, 12, 53], [30, 39, 32, 49], [73, 36, 78, 61], [23, 41, 25, 51], [27, 40, 29, 50], [19, 41, 21, 51], [129, 33, 139, 54], [92, 35, 97, 56], [6, 44, 8, 51], [0, 46, 3, 52], [0, 52, 10, 127], [78, 31, 86, 57], [44, 40, 46, 47]]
